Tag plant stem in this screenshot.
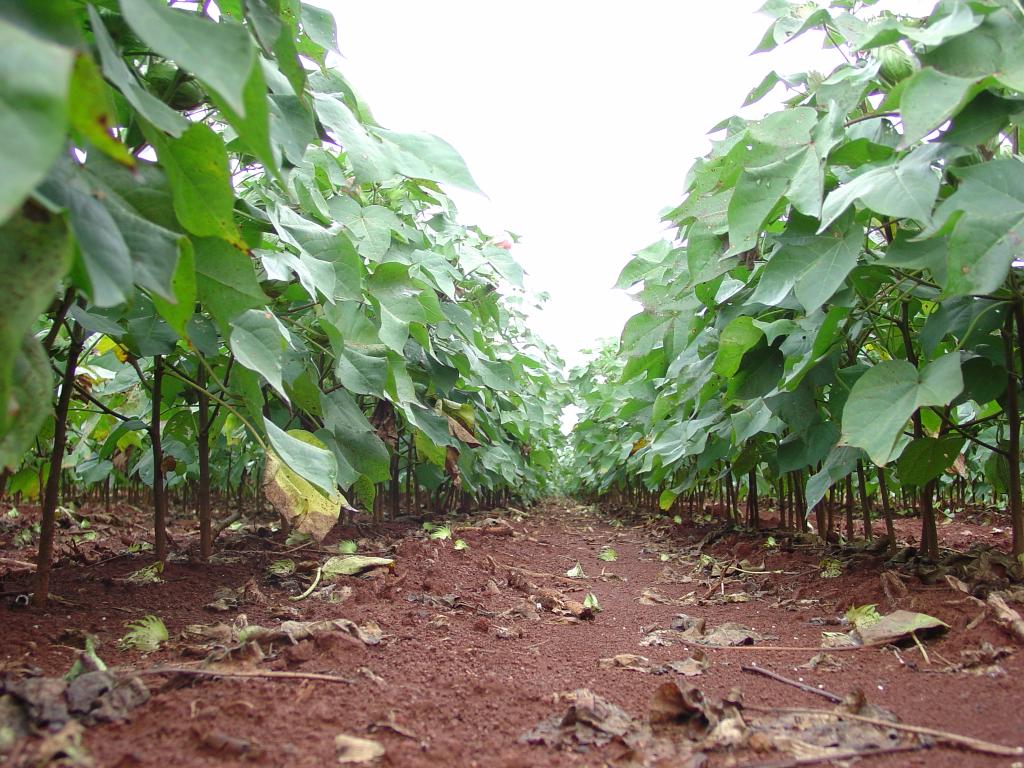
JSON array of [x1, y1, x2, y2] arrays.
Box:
[[151, 355, 167, 562], [33, 318, 85, 608]]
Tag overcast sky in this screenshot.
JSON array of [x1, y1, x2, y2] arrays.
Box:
[[318, 1, 928, 367]]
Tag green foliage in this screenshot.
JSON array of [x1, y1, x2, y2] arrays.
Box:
[[118, 614, 168, 652], [568, 0, 1024, 552], [124, 562, 164, 584], [0, 0, 566, 545], [267, 559, 296, 577], [337, 540, 358, 555], [844, 603, 881, 630]]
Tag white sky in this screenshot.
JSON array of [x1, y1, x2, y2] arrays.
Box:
[[319, 1, 929, 368]]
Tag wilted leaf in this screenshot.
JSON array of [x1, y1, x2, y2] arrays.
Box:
[[855, 610, 948, 646], [334, 733, 385, 764], [322, 555, 394, 578]]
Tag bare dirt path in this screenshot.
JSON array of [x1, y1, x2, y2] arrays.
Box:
[[2, 501, 1023, 767]]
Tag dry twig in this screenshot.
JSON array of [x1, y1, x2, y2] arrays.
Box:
[[740, 664, 842, 703], [742, 704, 1023, 757]]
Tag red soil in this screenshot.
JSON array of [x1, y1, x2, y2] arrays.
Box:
[[1, 501, 1022, 767]]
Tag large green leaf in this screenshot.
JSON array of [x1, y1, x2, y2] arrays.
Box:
[[896, 436, 964, 487], [88, 6, 187, 137], [264, 420, 338, 498], [0, 18, 74, 223], [819, 146, 940, 231], [935, 159, 1024, 297], [713, 317, 762, 378], [121, 0, 255, 116], [320, 389, 390, 486], [0, 205, 72, 432], [335, 346, 388, 397], [68, 53, 134, 167], [329, 197, 401, 262], [750, 221, 862, 313], [150, 239, 196, 337], [313, 95, 392, 184], [367, 263, 441, 354], [373, 128, 483, 194], [207, 56, 279, 178], [805, 444, 861, 510], [841, 353, 963, 465], [0, 336, 53, 469], [898, 67, 977, 146], [146, 123, 243, 247], [299, 3, 339, 52], [230, 309, 291, 402], [194, 237, 268, 334]]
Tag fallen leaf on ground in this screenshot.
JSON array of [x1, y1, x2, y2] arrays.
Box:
[[34, 721, 92, 767], [600, 651, 708, 677], [322, 555, 394, 578], [495, 625, 522, 640], [599, 654, 653, 672], [185, 617, 383, 650], [665, 651, 709, 677], [335, 733, 385, 763], [854, 610, 948, 646], [640, 588, 696, 606], [649, 682, 720, 740], [799, 653, 843, 672], [987, 594, 1024, 643], [194, 728, 260, 758], [520, 688, 643, 749]]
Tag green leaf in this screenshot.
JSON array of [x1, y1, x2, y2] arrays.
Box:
[[230, 309, 291, 402], [118, 615, 168, 652], [121, 0, 255, 116], [320, 389, 390, 486], [335, 345, 388, 397], [367, 263, 440, 353], [145, 123, 243, 246], [898, 67, 977, 146], [68, 53, 133, 166], [937, 159, 1024, 297], [194, 237, 268, 335], [264, 420, 339, 497], [751, 222, 863, 313], [841, 353, 963, 465], [0, 336, 52, 470], [150, 239, 196, 337], [207, 55, 279, 179], [38, 158, 182, 305], [819, 147, 940, 232], [728, 170, 789, 253], [299, 3, 339, 52], [372, 127, 483, 194], [414, 429, 446, 467], [314, 95, 392, 184], [88, 6, 186, 137], [0, 17, 74, 223], [0, 205, 71, 433], [330, 197, 401, 262], [805, 444, 861, 510], [896, 436, 964, 487], [713, 317, 762, 377], [322, 556, 395, 579]]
